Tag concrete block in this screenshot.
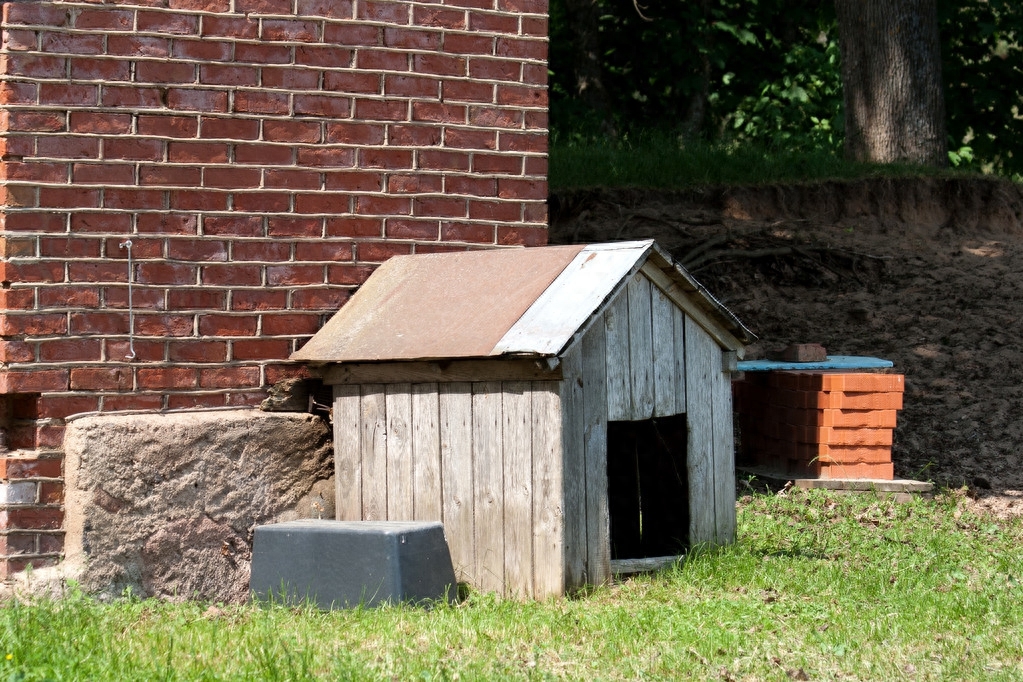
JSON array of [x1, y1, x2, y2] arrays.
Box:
[[250, 520, 457, 609]]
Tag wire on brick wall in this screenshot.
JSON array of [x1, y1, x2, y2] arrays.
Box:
[[118, 240, 136, 361]]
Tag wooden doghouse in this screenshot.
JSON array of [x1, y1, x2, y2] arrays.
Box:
[[292, 240, 753, 598]]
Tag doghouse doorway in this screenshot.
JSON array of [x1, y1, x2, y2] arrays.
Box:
[[607, 414, 690, 561]]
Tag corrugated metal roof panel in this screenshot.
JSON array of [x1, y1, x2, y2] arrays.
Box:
[[493, 241, 653, 356]]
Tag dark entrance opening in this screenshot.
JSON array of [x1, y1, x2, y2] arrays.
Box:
[[606, 414, 690, 560]]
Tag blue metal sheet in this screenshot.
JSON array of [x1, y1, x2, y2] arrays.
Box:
[[736, 355, 894, 372]]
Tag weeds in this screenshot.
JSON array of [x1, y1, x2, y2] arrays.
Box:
[[549, 133, 978, 191], [1, 489, 1021, 680]]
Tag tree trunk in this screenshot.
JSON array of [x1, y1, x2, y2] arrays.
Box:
[[680, 0, 712, 138], [835, 0, 947, 166]]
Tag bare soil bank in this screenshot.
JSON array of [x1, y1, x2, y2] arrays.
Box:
[[550, 177, 1023, 515]]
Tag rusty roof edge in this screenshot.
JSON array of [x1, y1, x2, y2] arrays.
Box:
[[646, 242, 758, 345]]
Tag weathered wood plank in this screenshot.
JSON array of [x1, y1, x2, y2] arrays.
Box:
[[501, 381, 533, 599], [684, 319, 716, 545], [604, 290, 631, 421], [494, 241, 651, 356], [641, 261, 745, 355], [472, 382, 504, 595], [627, 274, 655, 420], [559, 345, 587, 592], [324, 359, 561, 385], [651, 285, 677, 417], [439, 382, 475, 585], [610, 555, 680, 576], [711, 354, 737, 544], [412, 384, 442, 521], [532, 381, 564, 598], [581, 324, 611, 587], [673, 305, 687, 415], [385, 385, 413, 520], [360, 385, 388, 522], [332, 385, 362, 521]]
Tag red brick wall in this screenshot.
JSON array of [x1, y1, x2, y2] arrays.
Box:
[[0, 0, 548, 574]]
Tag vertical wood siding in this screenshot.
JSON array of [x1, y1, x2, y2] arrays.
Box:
[[684, 316, 717, 545], [559, 345, 587, 591], [581, 322, 611, 587], [502, 382, 534, 598], [603, 274, 688, 422], [333, 378, 565, 598]]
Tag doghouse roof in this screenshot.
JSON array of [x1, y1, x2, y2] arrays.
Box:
[[291, 240, 753, 364]]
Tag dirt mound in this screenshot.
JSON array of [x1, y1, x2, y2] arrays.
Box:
[[550, 177, 1023, 514]]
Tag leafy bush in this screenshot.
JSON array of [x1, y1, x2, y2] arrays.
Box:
[[550, 0, 1023, 176], [940, 0, 1023, 175]]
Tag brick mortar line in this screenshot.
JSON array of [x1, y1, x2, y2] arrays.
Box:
[[4, 21, 548, 43], [0, 89, 552, 109], [4, 374, 299, 385], [0, 212, 547, 220], [6, 0, 545, 15], [0, 40, 543, 66], [1, 188, 546, 204], [8, 148, 536, 164], [3, 165, 549, 175], [0, 501, 60, 508], [0, 54, 550, 74], [0, 68, 548, 89], [0, 78, 549, 94], [0, 116, 548, 132], [2, 193, 546, 207], [2, 241, 516, 253], [0, 186, 548, 195], [1, 53, 552, 71], [3, 253, 514, 268], [29, 7, 549, 23], [0, 138, 548, 150], [1, 106, 551, 120], [0, 194, 548, 204], [5, 359, 317, 370]]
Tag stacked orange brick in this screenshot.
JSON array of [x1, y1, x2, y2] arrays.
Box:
[[734, 371, 904, 479]]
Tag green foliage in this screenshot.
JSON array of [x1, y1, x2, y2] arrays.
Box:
[[939, 0, 1023, 176], [549, 133, 947, 191], [549, 0, 841, 150], [550, 0, 1023, 176], [1, 491, 1021, 680], [726, 30, 843, 153]]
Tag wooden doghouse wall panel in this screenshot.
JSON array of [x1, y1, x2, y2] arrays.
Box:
[[684, 316, 736, 545], [331, 378, 565, 599], [580, 321, 609, 586], [603, 274, 688, 422], [598, 273, 736, 548]]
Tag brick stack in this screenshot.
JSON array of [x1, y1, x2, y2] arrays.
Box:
[[734, 371, 904, 479], [0, 0, 549, 576]]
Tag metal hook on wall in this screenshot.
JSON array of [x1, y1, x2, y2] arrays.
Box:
[[118, 240, 136, 361]]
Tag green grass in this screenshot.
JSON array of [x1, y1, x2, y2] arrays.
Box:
[[2, 488, 1022, 680], [549, 133, 967, 190]]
